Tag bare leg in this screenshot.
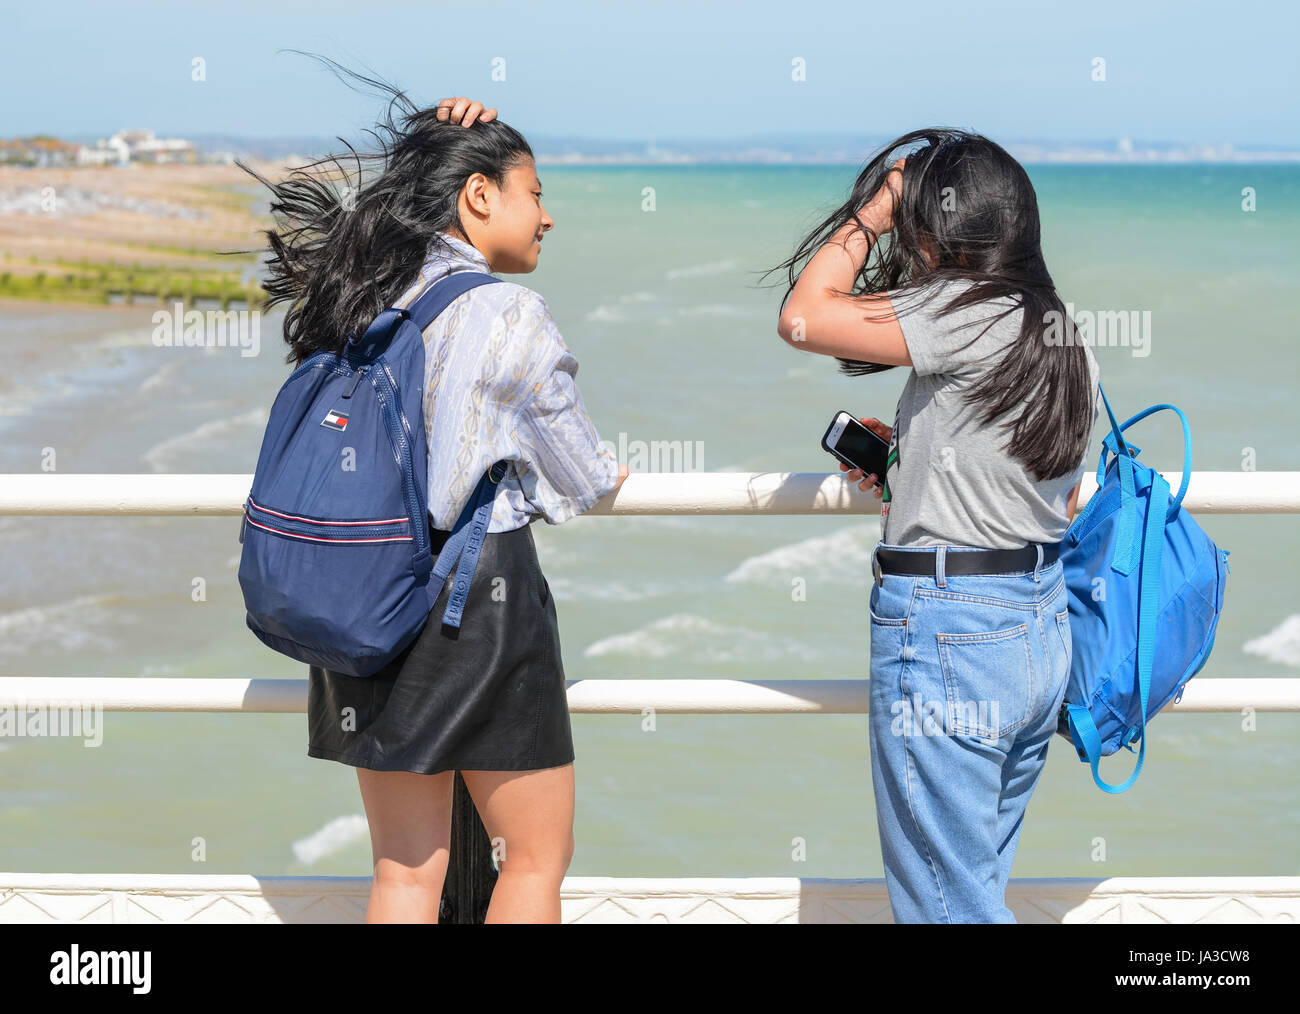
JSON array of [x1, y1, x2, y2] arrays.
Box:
[[461, 763, 575, 924], [355, 767, 455, 923]]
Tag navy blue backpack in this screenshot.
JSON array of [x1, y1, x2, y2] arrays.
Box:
[[1057, 385, 1230, 793], [238, 270, 505, 677]]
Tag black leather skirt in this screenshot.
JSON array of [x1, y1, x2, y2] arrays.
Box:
[[306, 518, 574, 775]]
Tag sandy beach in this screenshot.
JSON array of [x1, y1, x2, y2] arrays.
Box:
[[0, 162, 287, 306]]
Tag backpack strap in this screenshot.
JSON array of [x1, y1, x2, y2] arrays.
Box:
[[1095, 384, 1195, 524], [397, 270, 504, 630], [431, 460, 509, 631], [405, 270, 501, 332], [344, 270, 501, 361], [1097, 385, 1141, 576], [1110, 403, 1194, 522]]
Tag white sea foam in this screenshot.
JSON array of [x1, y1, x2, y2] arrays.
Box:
[[664, 258, 737, 280], [291, 814, 369, 866], [582, 612, 818, 662], [0, 594, 131, 658], [139, 407, 267, 472], [92, 328, 162, 350], [583, 305, 627, 323], [583, 291, 659, 323], [546, 576, 675, 602], [1243, 614, 1300, 668], [136, 358, 188, 395], [673, 303, 754, 317], [723, 523, 878, 586]]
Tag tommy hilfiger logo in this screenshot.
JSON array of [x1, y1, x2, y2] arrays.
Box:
[[321, 409, 349, 432]]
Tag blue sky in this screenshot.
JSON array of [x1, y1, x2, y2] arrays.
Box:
[[6, 0, 1297, 145]]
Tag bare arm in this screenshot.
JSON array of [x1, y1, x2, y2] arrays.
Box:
[[1066, 479, 1082, 519], [776, 159, 914, 367]]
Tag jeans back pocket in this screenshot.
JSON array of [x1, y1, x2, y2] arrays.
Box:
[[936, 623, 1032, 740]]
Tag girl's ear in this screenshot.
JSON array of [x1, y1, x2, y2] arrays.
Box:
[[462, 172, 494, 216]]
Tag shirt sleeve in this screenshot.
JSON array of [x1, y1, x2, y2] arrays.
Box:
[[508, 293, 621, 525], [895, 280, 1020, 377]]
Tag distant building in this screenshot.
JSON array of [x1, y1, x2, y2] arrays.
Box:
[[77, 134, 131, 166], [0, 136, 82, 167], [77, 129, 197, 166]]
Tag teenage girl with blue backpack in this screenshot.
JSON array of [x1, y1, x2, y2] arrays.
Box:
[[237, 66, 626, 923], [771, 130, 1101, 923]]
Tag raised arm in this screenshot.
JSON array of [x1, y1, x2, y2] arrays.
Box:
[[777, 159, 914, 367]]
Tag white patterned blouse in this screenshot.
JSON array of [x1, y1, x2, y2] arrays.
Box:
[[391, 231, 621, 533]]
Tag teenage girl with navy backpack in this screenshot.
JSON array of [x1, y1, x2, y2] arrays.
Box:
[[770, 129, 1100, 923], [238, 66, 626, 923]]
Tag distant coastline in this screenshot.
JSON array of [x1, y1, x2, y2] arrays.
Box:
[[14, 131, 1299, 168], [1, 158, 1293, 312], [0, 162, 275, 310]]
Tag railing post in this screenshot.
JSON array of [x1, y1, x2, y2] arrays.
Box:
[[439, 771, 497, 924]]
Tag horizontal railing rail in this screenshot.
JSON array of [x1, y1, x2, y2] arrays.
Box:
[[4, 470, 1294, 716], [2, 471, 1298, 515], [2, 677, 1297, 714], [3, 469, 1296, 924]]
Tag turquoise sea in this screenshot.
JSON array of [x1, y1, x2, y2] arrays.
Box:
[[1, 164, 1297, 880]]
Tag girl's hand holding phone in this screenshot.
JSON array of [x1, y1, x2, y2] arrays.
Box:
[[840, 416, 893, 498]]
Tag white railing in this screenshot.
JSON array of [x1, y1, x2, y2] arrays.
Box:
[[3, 470, 1298, 515], [3, 470, 1298, 924], [2, 677, 1297, 714]]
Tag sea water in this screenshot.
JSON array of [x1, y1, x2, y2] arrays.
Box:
[[0, 164, 1296, 880]]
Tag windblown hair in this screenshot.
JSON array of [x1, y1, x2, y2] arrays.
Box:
[[232, 53, 534, 367], [763, 128, 1093, 483]]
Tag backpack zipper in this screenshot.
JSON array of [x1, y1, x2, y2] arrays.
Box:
[[383, 363, 414, 440], [371, 361, 429, 563], [343, 364, 369, 399], [287, 349, 346, 384], [244, 496, 413, 543]]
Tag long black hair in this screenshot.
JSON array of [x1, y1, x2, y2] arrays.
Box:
[[233, 53, 534, 367], [763, 127, 1092, 484]]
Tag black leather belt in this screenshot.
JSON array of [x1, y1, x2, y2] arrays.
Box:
[[874, 542, 1059, 585]]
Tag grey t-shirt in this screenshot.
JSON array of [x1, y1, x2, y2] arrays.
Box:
[[879, 279, 1100, 550]]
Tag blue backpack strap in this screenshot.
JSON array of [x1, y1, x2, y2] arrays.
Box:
[[1069, 471, 1170, 793], [1111, 403, 1194, 522], [431, 460, 510, 631], [397, 270, 503, 630], [405, 270, 500, 332], [1097, 386, 1141, 576], [346, 270, 500, 359]]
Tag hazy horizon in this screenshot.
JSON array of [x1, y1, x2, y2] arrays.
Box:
[[5, 0, 1296, 149]]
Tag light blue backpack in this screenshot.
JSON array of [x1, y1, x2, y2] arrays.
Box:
[[1057, 385, 1230, 793]]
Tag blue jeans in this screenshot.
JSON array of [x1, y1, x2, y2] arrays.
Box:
[[867, 541, 1072, 923]]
